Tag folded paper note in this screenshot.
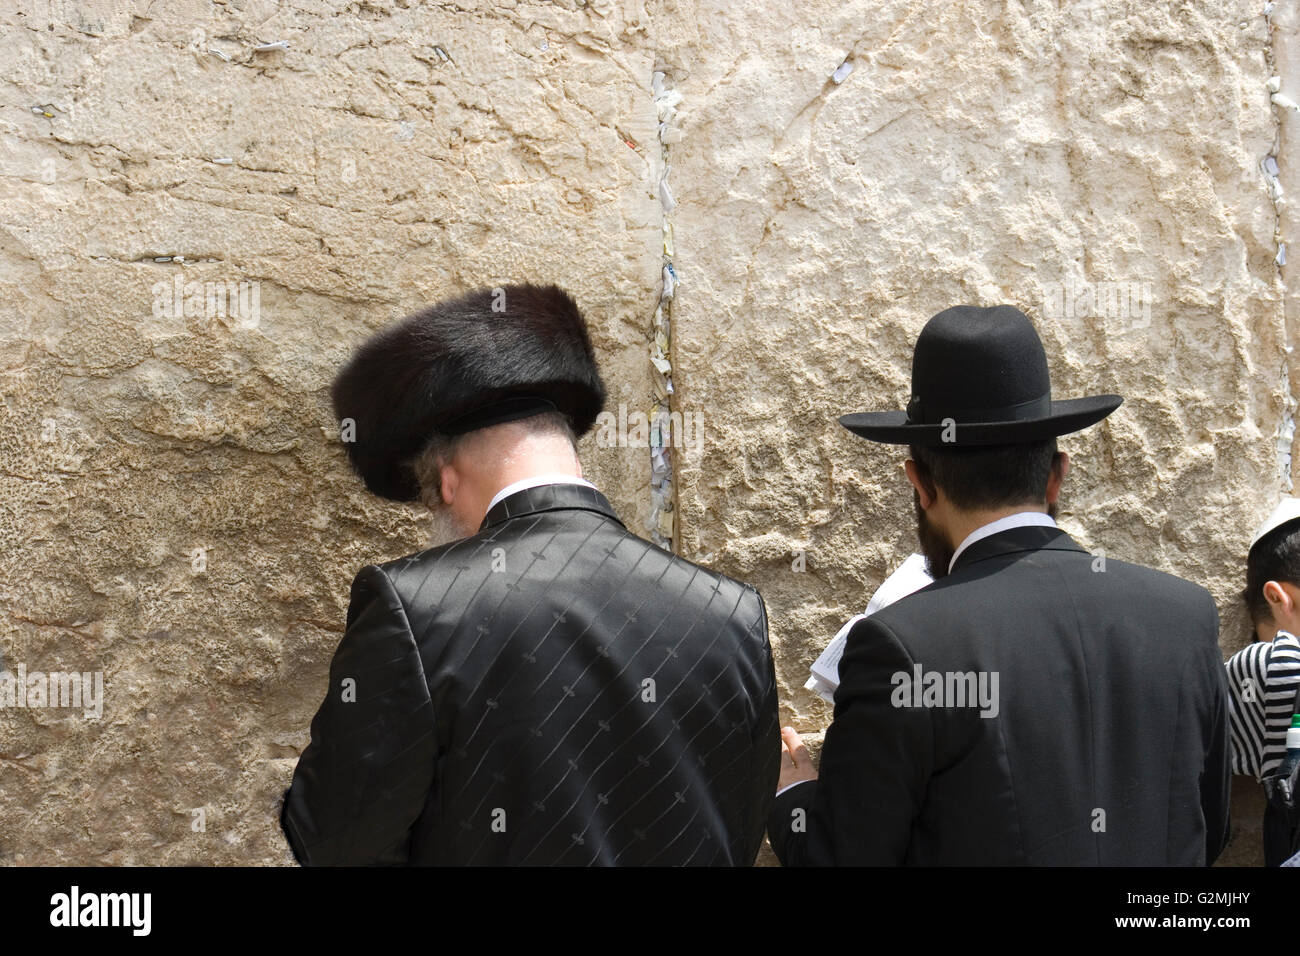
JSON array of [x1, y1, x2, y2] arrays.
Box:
[[804, 552, 934, 703]]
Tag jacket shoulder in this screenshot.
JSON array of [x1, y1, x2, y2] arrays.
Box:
[[871, 546, 1218, 649], [1092, 553, 1214, 599], [613, 535, 768, 628], [655, 545, 765, 609], [1068, 552, 1219, 628], [370, 525, 766, 621]]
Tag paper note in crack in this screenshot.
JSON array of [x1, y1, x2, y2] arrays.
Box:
[[804, 553, 933, 704]]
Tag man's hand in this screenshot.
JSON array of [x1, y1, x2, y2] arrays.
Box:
[[778, 725, 818, 792]]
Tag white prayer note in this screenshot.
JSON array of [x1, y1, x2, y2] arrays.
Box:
[[804, 553, 933, 704]]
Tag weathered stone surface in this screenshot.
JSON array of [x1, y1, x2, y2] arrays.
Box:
[[668, 0, 1286, 866], [0, 0, 1289, 865], [0, 0, 663, 864]]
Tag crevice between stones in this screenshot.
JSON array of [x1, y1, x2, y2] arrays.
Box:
[[647, 69, 682, 550], [1268, 1, 1298, 492]]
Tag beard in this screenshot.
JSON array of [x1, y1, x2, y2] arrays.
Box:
[[914, 493, 1062, 579], [914, 490, 955, 580], [427, 500, 471, 548]]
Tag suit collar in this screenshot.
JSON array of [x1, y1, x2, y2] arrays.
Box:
[[948, 511, 1057, 573], [486, 474, 596, 513], [479, 482, 624, 532], [949, 524, 1087, 574]]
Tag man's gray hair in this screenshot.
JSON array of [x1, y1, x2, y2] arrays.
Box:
[[411, 431, 464, 512]]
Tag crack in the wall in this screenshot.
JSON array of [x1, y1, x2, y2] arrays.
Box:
[[647, 70, 682, 550], [1265, 1, 1296, 492]]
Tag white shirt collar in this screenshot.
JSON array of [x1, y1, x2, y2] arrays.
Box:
[[487, 474, 596, 512], [949, 511, 1057, 574]]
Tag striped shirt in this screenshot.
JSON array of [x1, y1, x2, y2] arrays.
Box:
[[1225, 631, 1300, 780]]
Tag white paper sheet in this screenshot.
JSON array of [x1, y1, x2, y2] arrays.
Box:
[[804, 553, 933, 703]]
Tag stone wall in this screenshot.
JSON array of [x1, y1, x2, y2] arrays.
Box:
[[0, 0, 1289, 864]]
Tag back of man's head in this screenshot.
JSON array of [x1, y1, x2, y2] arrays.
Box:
[[908, 438, 1060, 511], [413, 410, 581, 542]]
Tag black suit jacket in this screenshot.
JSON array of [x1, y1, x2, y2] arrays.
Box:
[[769, 525, 1230, 866], [282, 483, 780, 865]]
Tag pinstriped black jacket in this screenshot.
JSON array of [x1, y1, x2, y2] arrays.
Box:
[[281, 482, 780, 865]]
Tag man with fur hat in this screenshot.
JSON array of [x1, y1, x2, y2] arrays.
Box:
[[281, 283, 779, 866], [769, 305, 1231, 866]]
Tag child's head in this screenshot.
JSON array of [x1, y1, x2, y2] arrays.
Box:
[[1244, 518, 1300, 640]]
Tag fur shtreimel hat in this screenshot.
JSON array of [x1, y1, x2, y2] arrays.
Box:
[[331, 283, 607, 502]]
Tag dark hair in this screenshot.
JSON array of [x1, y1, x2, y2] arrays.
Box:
[[907, 438, 1060, 510], [1244, 519, 1300, 625]]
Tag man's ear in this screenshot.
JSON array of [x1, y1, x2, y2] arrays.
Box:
[[1264, 580, 1292, 618], [439, 461, 459, 507], [1046, 451, 1070, 505], [905, 459, 936, 510]]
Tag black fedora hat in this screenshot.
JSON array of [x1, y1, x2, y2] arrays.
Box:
[[839, 304, 1121, 445]]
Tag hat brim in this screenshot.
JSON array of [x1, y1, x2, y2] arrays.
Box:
[[838, 395, 1123, 445]]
